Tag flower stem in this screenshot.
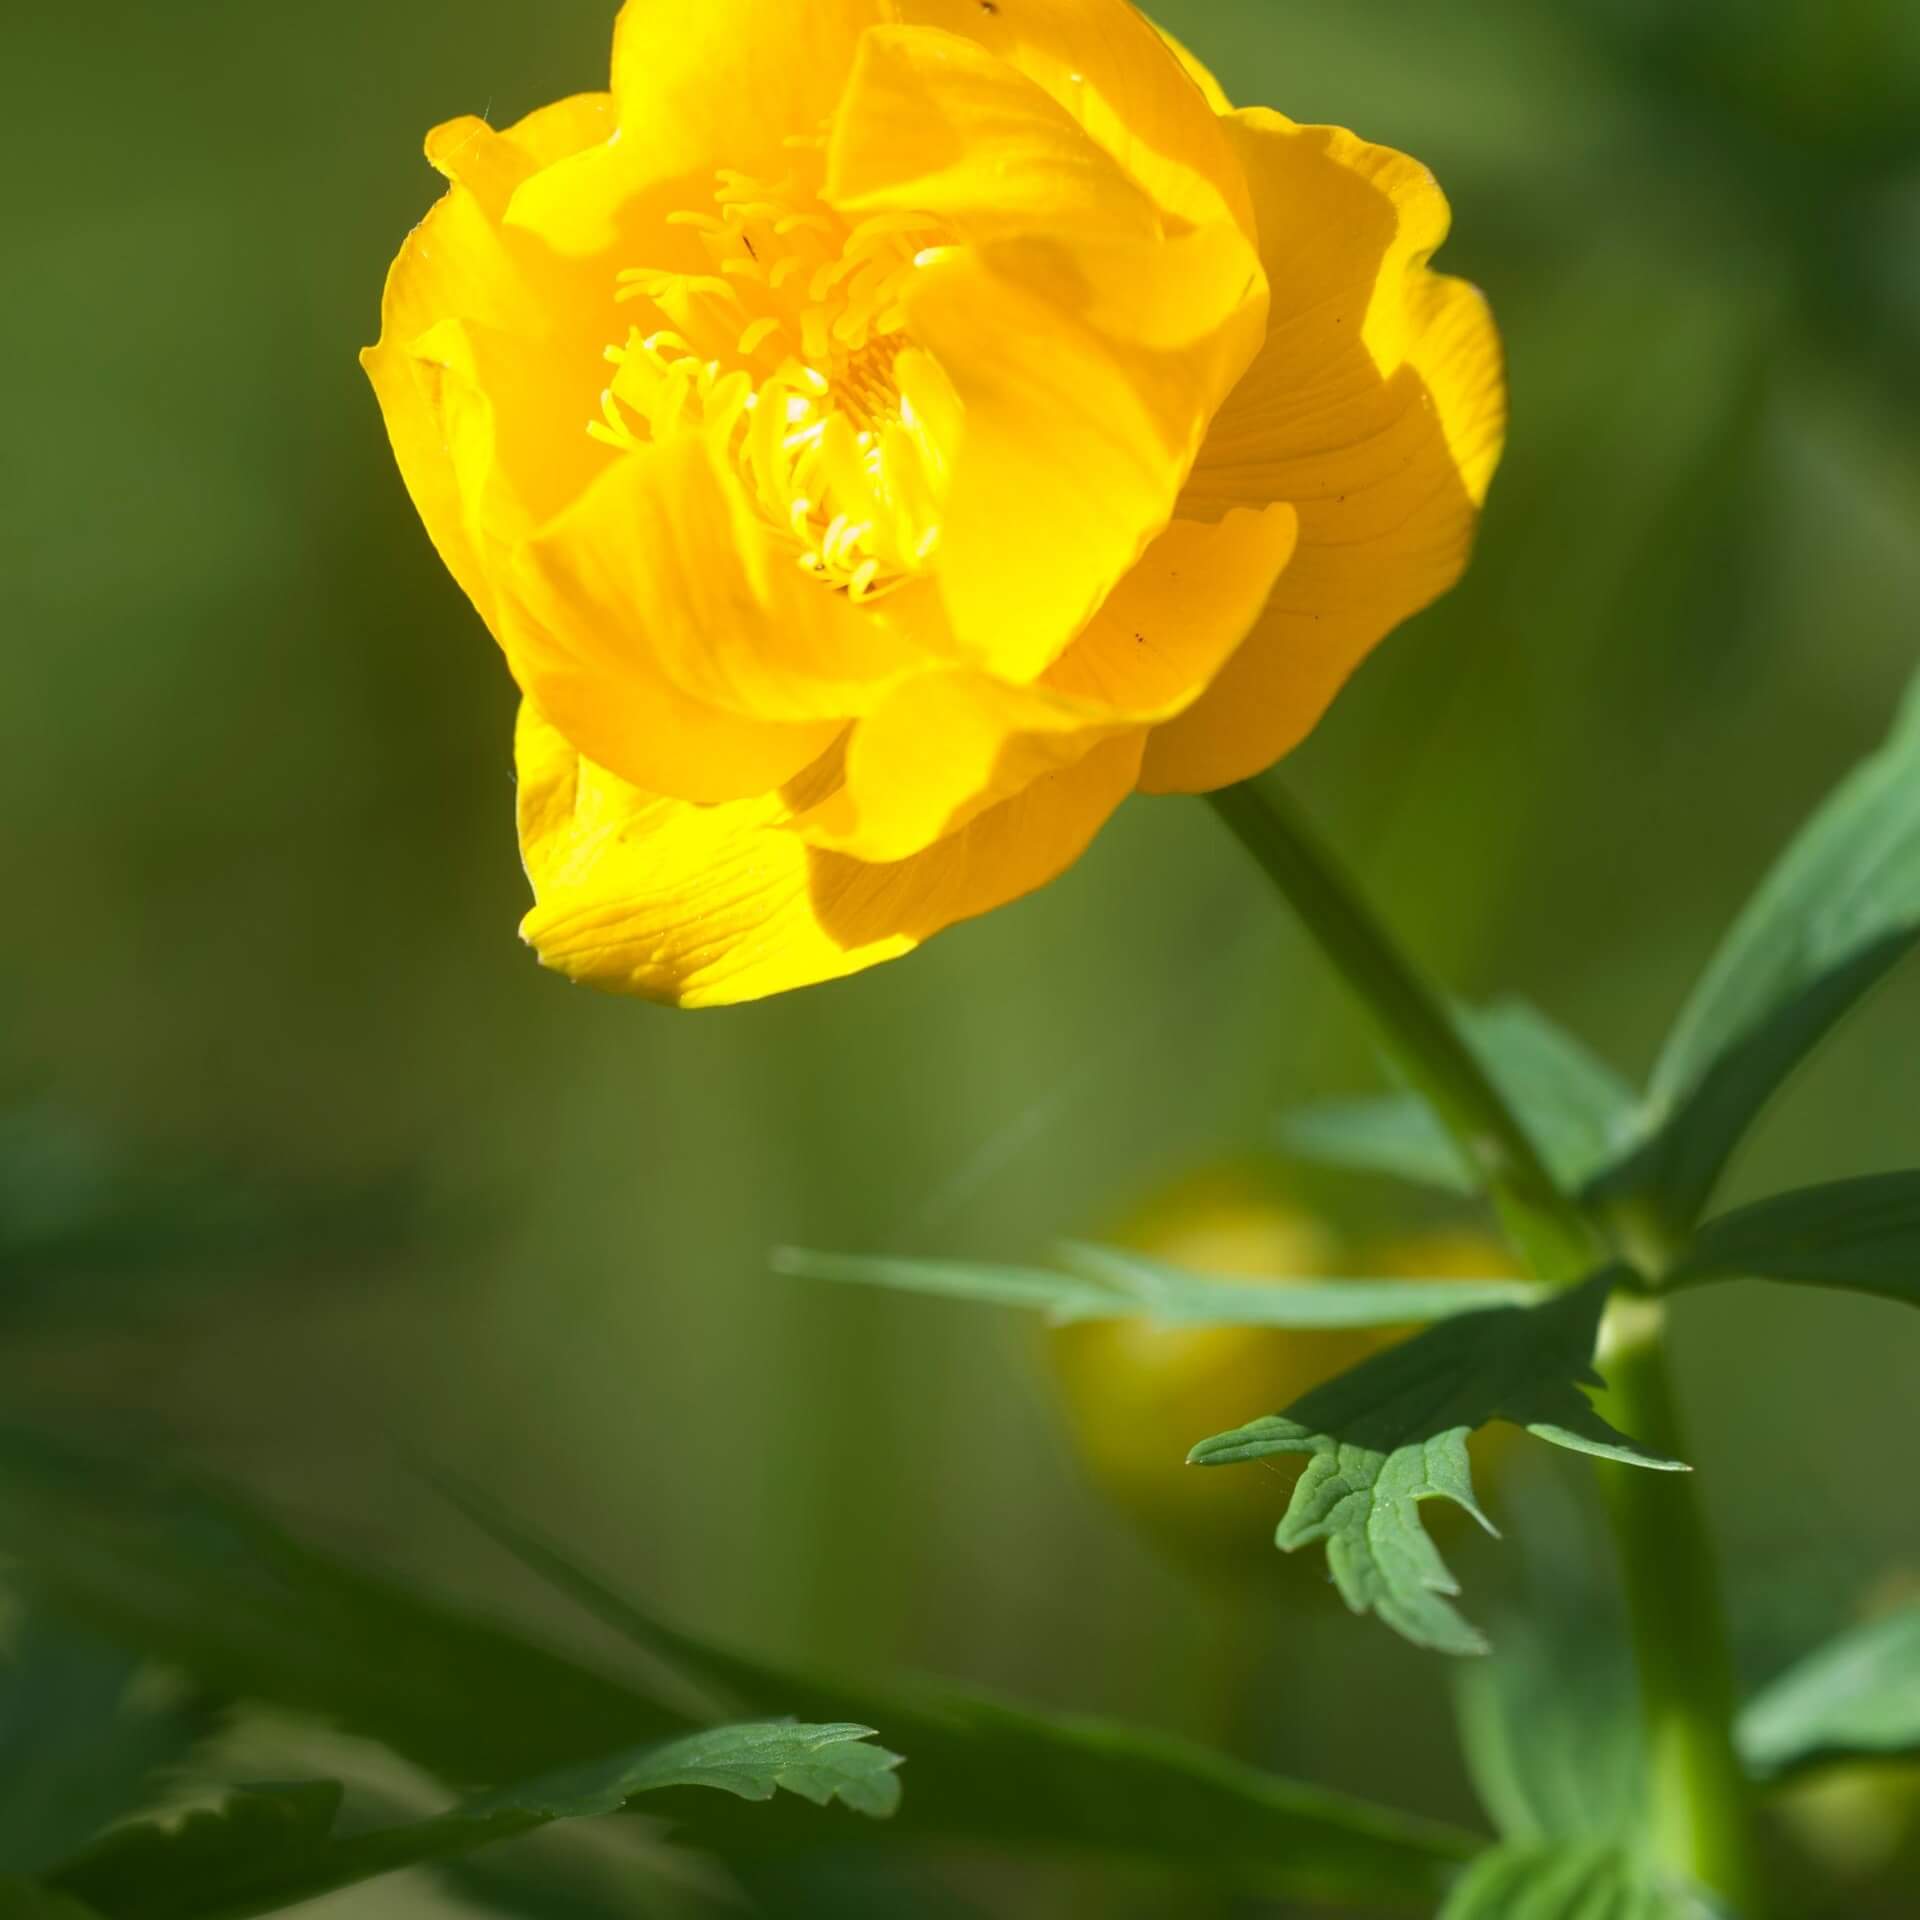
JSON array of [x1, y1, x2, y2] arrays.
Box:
[[1596, 1295, 1763, 1912], [1208, 774, 1762, 1908], [1205, 777, 1597, 1281]]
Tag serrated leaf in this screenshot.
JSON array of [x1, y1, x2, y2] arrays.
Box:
[[1452, 1607, 1645, 1843], [51, 1726, 897, 1920], [1670, 1172, 1920, 1310], [1441, 1842, 1725, 1919], [1737, 1606, 1920, 1779], [460, 1723, 902, 1822], [1277, 999, 1639, 1197], [776, 1242, 1534, 1328], [439, 1478, 1483, 1910], [0, 1617, 212, 1874], [1189, 1272, 1684, 1654], [1617, 670, 1920, 1226]]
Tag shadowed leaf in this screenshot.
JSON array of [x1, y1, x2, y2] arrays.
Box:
[[1671, 1172, 1920, 1310], [51, 1727, 897, 1920], [0, 1883, 103, 1920], [0, 1427, 688, 1787], [439, 1478, 1483, 1910], [1612, 669, 1920, 1226], [0, 1618, 213, 1874], [0, 1427, 1481, 1909]]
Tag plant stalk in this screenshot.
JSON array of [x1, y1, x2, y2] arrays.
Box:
[[1596, 1294, 1762, 1912], [1206, 777, 1598, 1282], [1209, 774, 1762, 1909]]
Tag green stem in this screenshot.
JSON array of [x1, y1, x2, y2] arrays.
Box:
[[1206, 778, 1597, 1281], [1596, 1295, 1762, 1912], [1208, 775, 1762, 1908]]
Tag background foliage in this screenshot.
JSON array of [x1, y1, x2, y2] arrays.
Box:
[[4, 0, 1919, 1914]]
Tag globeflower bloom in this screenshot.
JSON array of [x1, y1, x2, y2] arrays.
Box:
[[364, 0, 1503, 1005]]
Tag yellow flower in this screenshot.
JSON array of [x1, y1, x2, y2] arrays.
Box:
[[363, 1, 1503, 1005]]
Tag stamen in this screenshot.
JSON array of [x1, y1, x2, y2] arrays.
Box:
[[591, 151, 961, 599]]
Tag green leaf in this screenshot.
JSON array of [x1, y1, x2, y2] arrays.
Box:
[[0, 1881, 103, 1920], [0, 1617, 212, 1874], [459, 1723, 903, 1822], [0, 1427, 690, 1787], [1277, 1095, 1473, 1193], [50, 1727, 897, 1920], [1452, 1607, 1645, 1843], [775, 1242, 1535, 1328], [1189, 1272, 1684, 1655], [1670, 1172, 1920, 1310], [1737, 1606, 1920, 1779], [1209, 783, 1600, 1280], [440, 1479, 1483, 1911], [1440, 1842, 1725, 1918], [1277, 999, 1640, 1198], [0, 1427, 1481, 1909], [51, 1784, 344, 1920], [1618, 671, 1920, 1226]]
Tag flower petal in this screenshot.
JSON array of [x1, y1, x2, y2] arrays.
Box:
[[826, 25, 1162, 241], [1139, 111, 1505, 793], [499, 434, 933, 803], [423, 95, 617, 221], [610, 0, 882, 184], [361, 99, 624, 630], [1044, 503, 1298, 712], [516, 701, 1142, 1006], [907, 224, 1264, 680], [1151, 20, 1234, 114], [886, 0, 1253, 235], [799, 503, 1297, 861]]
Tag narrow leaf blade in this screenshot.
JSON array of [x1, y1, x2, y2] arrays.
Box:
[[1738, 1606, 1920, 1778], [1278, 1001, 1638, 1198], [1276, 1095, 1474, 1194], [1621, 672, 1920, 1224], [1672, 1172, 1920, 1310], [778, 1242, 1533, 1329]]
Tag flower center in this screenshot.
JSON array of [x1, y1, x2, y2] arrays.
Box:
[[591, 150, 961, 602]]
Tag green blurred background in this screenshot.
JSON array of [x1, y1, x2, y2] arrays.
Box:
[[4, 0, 1918, 1912]]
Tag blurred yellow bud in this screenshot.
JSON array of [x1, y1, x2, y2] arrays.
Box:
[[1046, 1174, 1523, 1575]]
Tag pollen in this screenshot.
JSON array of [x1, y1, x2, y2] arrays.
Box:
[[590, 150, 961, 602]]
